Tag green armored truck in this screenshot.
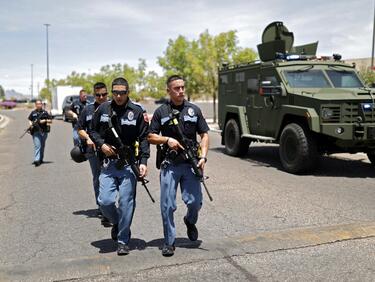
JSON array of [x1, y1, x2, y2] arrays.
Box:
[[219, 21, 375, 173]]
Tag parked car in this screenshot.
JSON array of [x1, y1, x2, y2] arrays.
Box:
[[154, 97, 168, 104], [0, 100, 17, 109], [62, 95, 94, 122]]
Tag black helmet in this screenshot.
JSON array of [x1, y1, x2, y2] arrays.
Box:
[[70, 146, 87, 163]]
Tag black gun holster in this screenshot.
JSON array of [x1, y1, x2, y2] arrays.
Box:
[[156, 144, 167, 169]]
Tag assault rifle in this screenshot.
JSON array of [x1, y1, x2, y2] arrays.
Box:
[[108, 111, 155, 203], [19, 112, 43, 139], [169, 109, 213, 201]]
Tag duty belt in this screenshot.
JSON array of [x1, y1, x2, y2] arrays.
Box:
[[102, 155, 130, 167], [164, 149, 188, 165]]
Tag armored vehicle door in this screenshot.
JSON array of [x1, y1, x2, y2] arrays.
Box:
[[245, 69, 263, 135], [259, 67, 284, 137]]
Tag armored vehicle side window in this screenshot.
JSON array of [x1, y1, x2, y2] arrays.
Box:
[[247, 78, 258, 93], [284, 70, 331, 88], [326, 70, 363, 88], [235, 72, 245, 82], [263, 75, 279, 86], [220, 74, 228, 84]]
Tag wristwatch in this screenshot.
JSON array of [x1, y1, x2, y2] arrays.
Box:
[[200, 157, 207, 163]]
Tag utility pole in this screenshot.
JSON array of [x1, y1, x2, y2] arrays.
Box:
[[31, 64, 34, 98], [372, 2, 375, 70], [44, 24, 50, 89]]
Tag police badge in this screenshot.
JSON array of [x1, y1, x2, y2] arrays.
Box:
[[127, 111, 134, 121], [188, 107, 195, 117]]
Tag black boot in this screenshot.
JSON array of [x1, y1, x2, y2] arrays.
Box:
[[162, 244, 175, 257], [101, 216, 112, 227], [117, 243, 129, 256], [111, 224, 118, 241], [184, 216, 198, 241]]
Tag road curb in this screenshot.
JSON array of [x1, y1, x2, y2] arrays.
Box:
[[0, 114, 10, 130]]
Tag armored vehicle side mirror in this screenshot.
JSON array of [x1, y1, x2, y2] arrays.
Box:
[[259, 81, 283, 96]]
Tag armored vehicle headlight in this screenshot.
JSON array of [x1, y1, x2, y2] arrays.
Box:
[[335, 127, 344, 134], [321, 108, 334, 120]]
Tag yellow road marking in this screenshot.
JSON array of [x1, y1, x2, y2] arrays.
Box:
[[237, 222, 375, 246]]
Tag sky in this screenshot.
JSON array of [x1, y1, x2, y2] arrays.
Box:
[[0, 0, 373, 94]]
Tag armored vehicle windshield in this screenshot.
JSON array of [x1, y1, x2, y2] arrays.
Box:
[[282, 66, 364, 89]]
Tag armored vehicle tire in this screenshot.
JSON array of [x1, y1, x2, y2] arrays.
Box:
[[367, 152, 375, 165], [279, 123, 317, 174], [224, 119, 250, 156]]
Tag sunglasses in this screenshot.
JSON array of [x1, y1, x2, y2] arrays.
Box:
[[95, 93, 108, 97], [112, 90, 128, 96]]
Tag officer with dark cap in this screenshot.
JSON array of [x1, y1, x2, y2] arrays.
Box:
[[148, 75, 210, 256], [67, 89, 87, 146], [89, 77, 150, 256], [77, 82, 110, 226], [28, 99, 52, 167]]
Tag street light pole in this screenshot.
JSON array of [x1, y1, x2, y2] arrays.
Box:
[[44, 24, 50, 89], [31, 64, 34, 99], [372, 2, 375, 70]]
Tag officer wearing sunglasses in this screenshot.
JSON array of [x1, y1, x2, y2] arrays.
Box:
[[77, 82, 110, 225], [89, 77, 150, 256]]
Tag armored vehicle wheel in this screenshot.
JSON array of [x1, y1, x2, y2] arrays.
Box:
[[367, 152, 375, 165], [279, 123, 317, 173], [224, 119, 250, 156]]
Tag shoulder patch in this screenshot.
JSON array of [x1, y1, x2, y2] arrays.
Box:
[[132, 101, 146, 113]]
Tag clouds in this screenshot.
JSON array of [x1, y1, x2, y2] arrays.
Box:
[[0, 0, 373, 94]]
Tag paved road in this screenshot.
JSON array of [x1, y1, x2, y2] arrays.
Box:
[[0, 109, 374, 281]]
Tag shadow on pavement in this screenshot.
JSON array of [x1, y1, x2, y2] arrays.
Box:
[[147, 237, 204, 250], [91, 237, 204, 253], [211, 146, 375, 178], [73, 209, 100, 218], [91, 238, 147, 253], [30, 161, 54, 166]]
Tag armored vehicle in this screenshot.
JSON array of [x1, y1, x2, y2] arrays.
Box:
[[219, 21, 375, 173]]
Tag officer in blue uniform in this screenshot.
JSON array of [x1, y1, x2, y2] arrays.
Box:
[[89, 77, 150, 255], [68, 89, 87, 146], [77, 82, 110, 225], [148, 75, 210, 256], [28, 99, 52, 167]]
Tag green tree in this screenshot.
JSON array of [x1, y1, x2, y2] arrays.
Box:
[[0, 85, 5, 100], [233, 47, 258, 65], [158, 35, 198, 100], [39, 87, 52, 102], [158, 30, 258, 122], [142, 71, 166, 99], [359, 68, 375, 86]]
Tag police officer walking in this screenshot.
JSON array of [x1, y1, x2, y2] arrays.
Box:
[[90, 77, 150, 255], [77, 82, 110, 226], [68, 89, 87, 146], [28, 99, 52, 167], [148, 75, 210, 256]]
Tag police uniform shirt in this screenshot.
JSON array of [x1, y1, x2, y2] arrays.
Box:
[[70, 99, 87, 126], [89, 100, 150, 165], [149, 100, 210, 142], [77, 102, 99, 132], [28, 110, 51, 133]]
